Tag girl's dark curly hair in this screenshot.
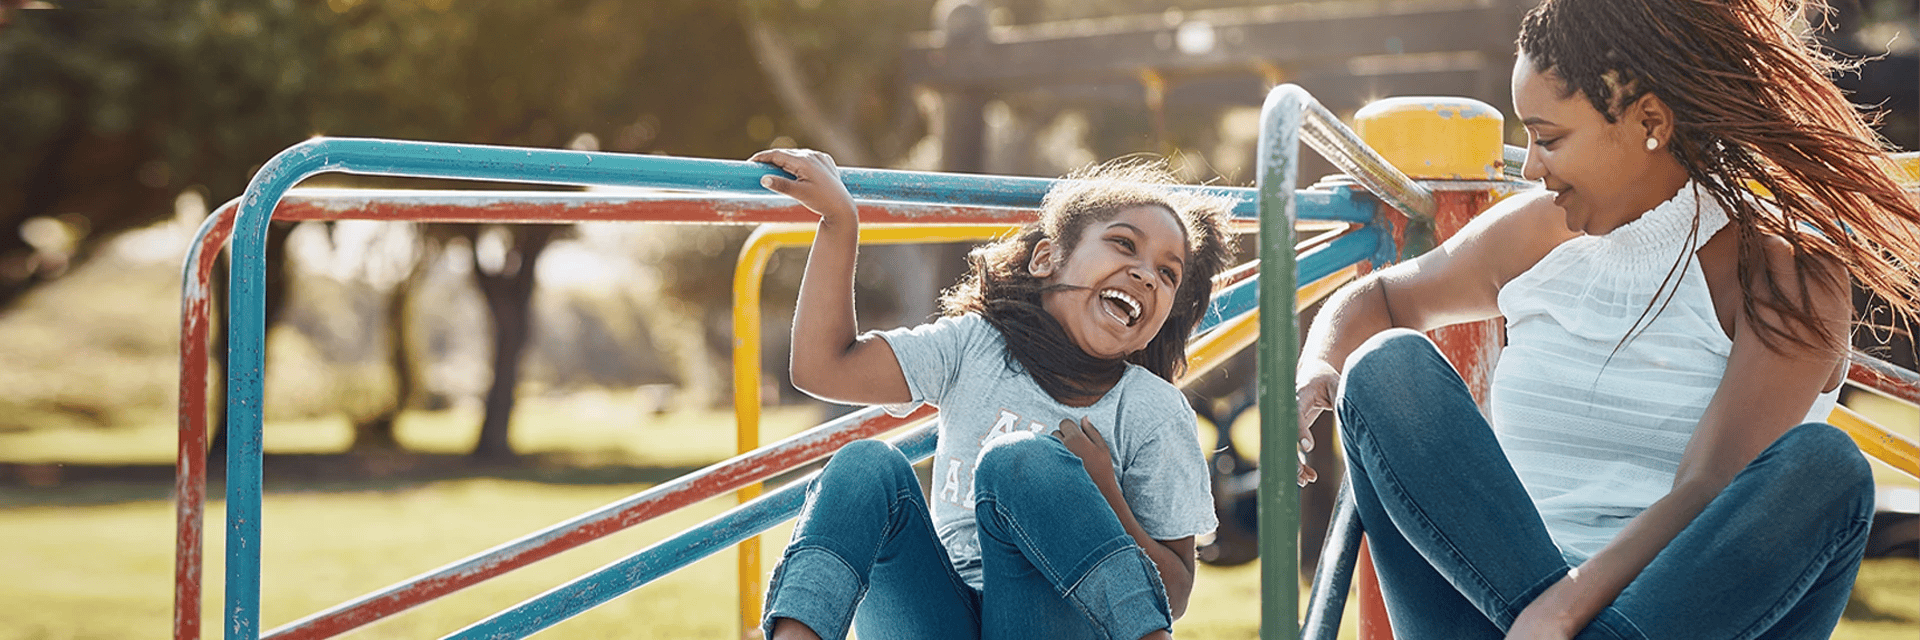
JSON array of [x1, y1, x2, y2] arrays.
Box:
[[1519, 0, 1920, 354], [938, 160, 1235, 404]]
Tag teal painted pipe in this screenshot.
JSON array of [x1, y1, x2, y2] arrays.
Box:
[[1257, 85, 1305, 640]]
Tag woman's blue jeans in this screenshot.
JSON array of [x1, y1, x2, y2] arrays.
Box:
[[761, 434, 1171, 640], [1337, 329, 1875, 639]]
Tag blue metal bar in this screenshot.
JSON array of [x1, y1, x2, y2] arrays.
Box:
[[442, 422, 941, 639], [219, 136, 1381, 638], [1257, 84, 1306, 640], [1199, 227, 1378, 334], [1300, 480, 1362, 640], [1294, 185, 1377, 224]]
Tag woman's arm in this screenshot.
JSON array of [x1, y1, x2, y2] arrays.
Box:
[[1507, 237, 1850, 639], [1054, 417, 1198, 620], [1295, 190, 1575, 481], [752, 149, 912, 406]]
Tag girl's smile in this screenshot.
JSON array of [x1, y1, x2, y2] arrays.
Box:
[[1031, 205, 1188, 360]]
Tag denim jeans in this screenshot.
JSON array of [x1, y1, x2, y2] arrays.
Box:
[[1336, 329, 1875, 639], [761, 434, 1172, 640]]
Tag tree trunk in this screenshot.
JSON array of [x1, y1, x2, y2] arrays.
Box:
[[350, 235, 437, 451], [468, 225, 561, 461]]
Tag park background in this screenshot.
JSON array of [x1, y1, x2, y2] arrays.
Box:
[[0, 0, 1915, 638]]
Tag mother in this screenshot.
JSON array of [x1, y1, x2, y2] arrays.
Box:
[[1294, 0, 1920, 637]]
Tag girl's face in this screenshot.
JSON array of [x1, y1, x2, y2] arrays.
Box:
[[1512, 54, 1685, 234], [1029, 205, 1189, 360]]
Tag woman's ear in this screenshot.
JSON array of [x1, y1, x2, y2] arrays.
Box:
[[1630, 92, 1675, 151], [1028, 238, 1058, 278]]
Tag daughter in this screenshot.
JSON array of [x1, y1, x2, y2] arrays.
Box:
[[750, 148, 1234, 640]]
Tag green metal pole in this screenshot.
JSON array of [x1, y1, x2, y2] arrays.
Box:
[[1256, 84, 1305, 640]]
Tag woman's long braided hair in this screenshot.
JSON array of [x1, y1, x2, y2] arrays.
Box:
[[1520, 0, 1920, 353], [938, 160, 1234, 404]]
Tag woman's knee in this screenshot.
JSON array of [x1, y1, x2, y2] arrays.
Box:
[[1762, 423, 1874, 516], [1340, 329, 1445, 397], [1336, 329, 1450, 437]]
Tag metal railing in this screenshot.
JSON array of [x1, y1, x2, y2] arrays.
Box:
[[179, 86, 1920, 640]]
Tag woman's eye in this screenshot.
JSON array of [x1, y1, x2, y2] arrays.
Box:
[[1533, 137, 1561, 149]]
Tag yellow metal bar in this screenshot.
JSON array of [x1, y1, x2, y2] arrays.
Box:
[[731, 223, 1014, 637], [1180, 263, 1359, 384], [1828, 403, 1920, 480]]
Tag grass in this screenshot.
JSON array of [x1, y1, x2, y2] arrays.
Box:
[[2, 400, 1915, 639]]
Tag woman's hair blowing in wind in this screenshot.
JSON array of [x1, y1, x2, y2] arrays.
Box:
[[1519, 0, 1920, 353]]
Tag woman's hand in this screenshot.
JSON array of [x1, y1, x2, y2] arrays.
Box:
[[1505, 595, 1576, 640], [750, 148, 855, 223], [1294, 358, 1338, 486], [1053, 417, 1115, 483]]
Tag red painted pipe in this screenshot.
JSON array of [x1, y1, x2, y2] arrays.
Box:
[[174, 190, 1038, 639]]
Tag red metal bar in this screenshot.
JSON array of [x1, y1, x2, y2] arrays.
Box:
[[266, 405, 934, 639], [173, 190, 1041, 640], [175, 199, 239, 640], [1848, 351, 1920, 406], [1424, 190, 1501, 404]]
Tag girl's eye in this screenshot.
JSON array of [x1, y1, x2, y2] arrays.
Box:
[[1160, 267, 1179, 284], [1110, 237, 1136, 253]]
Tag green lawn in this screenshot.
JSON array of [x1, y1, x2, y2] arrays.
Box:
[[0, 401, 1913, 638]]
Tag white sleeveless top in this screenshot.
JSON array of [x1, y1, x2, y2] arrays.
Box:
[[1489, 182, 1841, 559]]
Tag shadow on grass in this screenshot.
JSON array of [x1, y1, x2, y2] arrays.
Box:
[[0, 451, 827, 508]]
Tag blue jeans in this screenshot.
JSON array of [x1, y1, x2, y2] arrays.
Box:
[[761, 435, 1172, 640], [1337, 329, 1875, 639]]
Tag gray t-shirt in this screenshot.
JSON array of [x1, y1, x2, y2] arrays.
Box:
[[873, 313, 1218, 589]]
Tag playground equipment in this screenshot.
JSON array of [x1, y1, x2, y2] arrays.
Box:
[[173, 86, 1920, 640]]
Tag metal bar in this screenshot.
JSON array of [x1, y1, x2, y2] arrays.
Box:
[[221, 137, 1242, 638], [260, 404, 929, 639], [1848, 350, 1920, 407], [175, 198, 240, 640], [1257, 83, 1306, 640], [1300, 479, 1361, 640], [211, 137, 1393, 223], [269, 189, 1039, 225], [1829, 405, 1920, 479], [440, 423, 944, 640], [728, 224, 1015, 636], [1296, 100, 1436, 222], [180, 184, 1357, 639], [179, 194, 1033, 640]]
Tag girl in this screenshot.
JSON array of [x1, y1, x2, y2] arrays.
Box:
[[1293, 1, 1920, 638], [750, 148, 1234, 640]]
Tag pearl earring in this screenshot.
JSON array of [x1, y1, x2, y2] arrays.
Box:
[[1645, 137, 1658, 151]]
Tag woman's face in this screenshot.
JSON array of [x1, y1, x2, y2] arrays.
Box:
[[1512, 54, 1680, 234], [1030, 205, 1189, 360]]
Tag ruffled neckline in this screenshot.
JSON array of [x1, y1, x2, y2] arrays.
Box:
[[1591, 181, 1728, 268]]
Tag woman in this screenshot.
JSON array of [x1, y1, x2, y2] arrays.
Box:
[[1292, 0, 1920, 637]]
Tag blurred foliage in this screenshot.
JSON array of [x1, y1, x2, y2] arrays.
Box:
[[0, 0, 792, 311]]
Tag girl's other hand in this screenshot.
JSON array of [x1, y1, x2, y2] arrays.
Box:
[[750, 148, 856, 222], [1294, 359, 1338, 486], [1053, 417, 1115, 482]]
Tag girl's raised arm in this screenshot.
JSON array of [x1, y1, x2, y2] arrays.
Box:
[[751, 149, 912, 406]]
